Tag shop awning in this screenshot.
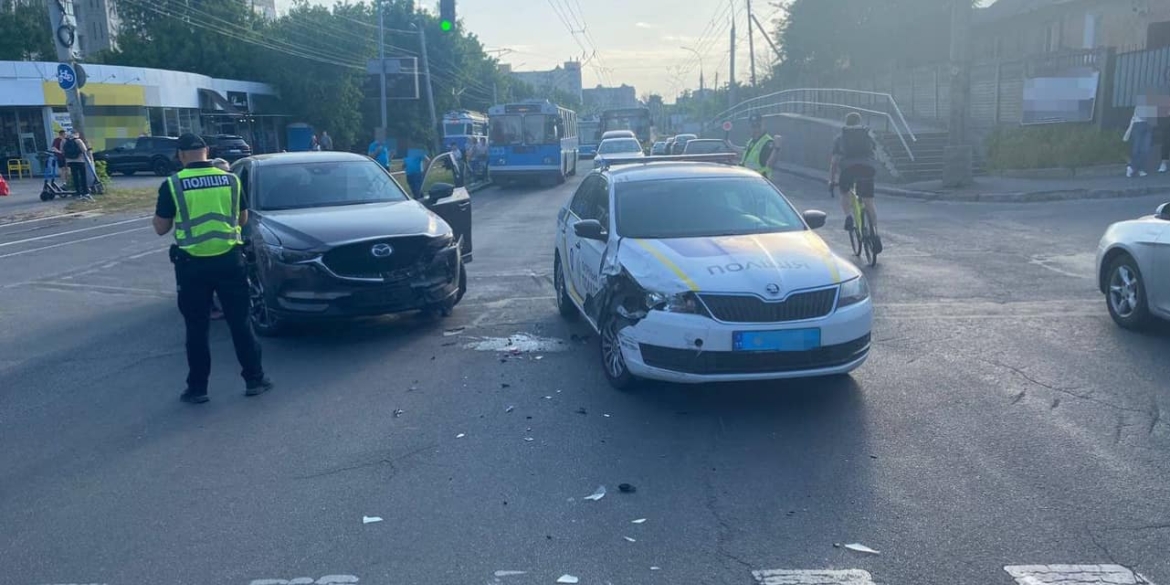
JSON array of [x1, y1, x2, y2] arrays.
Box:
[[198, 88, 241, 114]]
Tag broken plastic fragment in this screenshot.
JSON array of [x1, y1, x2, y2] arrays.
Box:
[[535, 355, 544, 360], [362, 516, 383, 524], [618, 483, 636, 493], [493, 571, 527, 578], [506, 405, 515, 413], [443, 327, 466, 336], [393, 409, 404, 418], [623, 536, 637, 543], [543, 395, 552, 400], [631, 518, 647, 524], [584, 485, 606, 501], [456, 433, 466, 439], [844, 543, 880, 555], [556, 575, 579, 584], [524, 437, 534, 442], [650, 567, 660, 571], [603, 414, 611, 418]]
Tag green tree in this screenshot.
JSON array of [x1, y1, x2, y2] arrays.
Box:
[[0, 0, 55, 61]]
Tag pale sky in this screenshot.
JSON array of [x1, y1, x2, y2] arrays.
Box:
[[279, 0, 998, 100]]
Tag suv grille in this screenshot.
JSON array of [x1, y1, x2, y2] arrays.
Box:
[[323, 236, 431, 278], [699, 288, 837, 323]]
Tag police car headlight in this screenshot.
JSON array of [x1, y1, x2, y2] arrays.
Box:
[[838, 275, 870, 307], [266, 243, 317, 264], [645, 291, 704, 315]]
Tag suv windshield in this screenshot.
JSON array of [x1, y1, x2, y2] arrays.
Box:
[[598, 138, 642, 154], [256, 160, 408, 210], [616, 177, 805, 239]]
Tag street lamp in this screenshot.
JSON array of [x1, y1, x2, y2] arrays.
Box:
[[680, 45, 704, 93]]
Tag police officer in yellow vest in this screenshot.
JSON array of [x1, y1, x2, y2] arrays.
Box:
[[741, 113, 777, 178], [153, 133, 272, 404]]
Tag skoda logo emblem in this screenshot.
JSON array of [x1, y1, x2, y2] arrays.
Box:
[[765, 283, 781, 296], [370, 243, 393, 257]]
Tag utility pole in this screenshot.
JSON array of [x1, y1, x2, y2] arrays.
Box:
[[729, 18, 737, 109], [417, 23, 440, 154], [942, 0, 972, 188], [46, 0, 86, 137], [746, 0, 757, 87], [377, 0, 387, 139]]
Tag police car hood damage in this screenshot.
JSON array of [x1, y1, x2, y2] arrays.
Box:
[[616, 231, 858, 296], [258, 200, 443, 249]]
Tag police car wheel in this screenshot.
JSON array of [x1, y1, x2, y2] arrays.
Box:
[[599, 312, 636, 391], [554, 253, 578, 320]]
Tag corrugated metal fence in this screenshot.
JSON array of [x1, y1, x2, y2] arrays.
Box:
[[1113, 45, 1170, 107]]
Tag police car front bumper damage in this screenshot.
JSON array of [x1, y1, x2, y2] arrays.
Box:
[[264, 244, 461, 318]]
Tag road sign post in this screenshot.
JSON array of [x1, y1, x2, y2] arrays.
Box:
[[57, 63, 76, 91]]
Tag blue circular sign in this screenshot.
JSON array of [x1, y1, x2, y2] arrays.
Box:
[[57, 63, 76, 91]]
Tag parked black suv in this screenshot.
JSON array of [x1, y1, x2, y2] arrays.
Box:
[[203, 135, 252, 162], [92, 136, 181, 176]]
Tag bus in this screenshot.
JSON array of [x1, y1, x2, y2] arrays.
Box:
[[487, 100, 579, 184], [441, 110, 488, 152], [578, 117, 601, 159], [599, 107, 652, 151]]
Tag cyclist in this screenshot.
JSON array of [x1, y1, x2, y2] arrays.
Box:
[[741, 113, 778, 179], [829, 112, 881, 251]]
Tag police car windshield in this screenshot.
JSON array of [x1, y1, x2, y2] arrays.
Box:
[[256, 160, 408, 210], [616, 177, 805, 239]]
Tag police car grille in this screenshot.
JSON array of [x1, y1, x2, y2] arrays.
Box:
[[323, 236, 430, 278], [639, 334, 870, 375], [699, 288, 837, 323]]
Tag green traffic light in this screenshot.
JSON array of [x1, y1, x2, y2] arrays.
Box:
[[440, 20, 453, 31]]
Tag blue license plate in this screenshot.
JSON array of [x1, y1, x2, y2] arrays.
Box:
[[733, 329, 821, 352]]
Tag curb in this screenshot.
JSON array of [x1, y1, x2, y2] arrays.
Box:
[[773, 166, 1170, 203]]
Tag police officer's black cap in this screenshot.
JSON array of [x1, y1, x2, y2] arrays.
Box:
[[749, 113, 763, 125], [176, 133, 208, 151]]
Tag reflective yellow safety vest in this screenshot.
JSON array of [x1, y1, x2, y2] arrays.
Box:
[[168, 166, 242, 257], [741, 134, 774, 178]]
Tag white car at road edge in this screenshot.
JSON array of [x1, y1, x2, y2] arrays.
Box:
[[553, 161, 873, 390], [1096, 202, 1170, 329]]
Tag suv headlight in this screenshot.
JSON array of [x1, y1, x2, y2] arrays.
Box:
[[838, 276, 870, 307], [645, 290, 705, 315], [265, 243, 317, 264]]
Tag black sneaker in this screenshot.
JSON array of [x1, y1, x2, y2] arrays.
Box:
[[180, 390, 210, 404], [872, 235, 884, 254], [844, 215, 854, 232], [245, 378, 274, 397]]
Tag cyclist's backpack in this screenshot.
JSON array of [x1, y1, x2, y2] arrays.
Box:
[[841, 127, 873, 159], [63, 138, 82, 159]]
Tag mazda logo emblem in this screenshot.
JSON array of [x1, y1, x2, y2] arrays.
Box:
[[370, 243, 393, 257], [765, 283, 781, 296]]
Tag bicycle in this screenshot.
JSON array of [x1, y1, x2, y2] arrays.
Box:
[[831, 179, 880, 267]]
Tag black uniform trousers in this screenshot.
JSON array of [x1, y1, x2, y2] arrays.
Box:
[[172, 245, 264, 393]]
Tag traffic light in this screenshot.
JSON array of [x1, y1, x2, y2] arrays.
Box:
[[439, 0, 455, 31]]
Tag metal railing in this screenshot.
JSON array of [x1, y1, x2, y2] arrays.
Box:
[[709, 88, 918, 160]]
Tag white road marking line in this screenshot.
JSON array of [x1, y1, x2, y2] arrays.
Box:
[[0, 225, 150, 259], [25, 281, 171, 297], [0, 215, 149, 248], [249, 576, 359, 585], [752, 569, 875, 585], [1004, 564, 1155, 585]]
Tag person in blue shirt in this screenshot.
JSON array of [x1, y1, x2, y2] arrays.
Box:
[[367, 136, 391, 169], [403, 149, 431, 198]]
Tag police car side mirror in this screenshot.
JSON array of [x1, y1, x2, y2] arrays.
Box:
[[802, 210, 827, 230], [573, 219, 607, 241]]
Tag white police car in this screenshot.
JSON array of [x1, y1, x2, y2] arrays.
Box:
[[553, 158, 873, 390]]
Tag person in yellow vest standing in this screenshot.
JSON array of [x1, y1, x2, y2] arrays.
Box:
[[741, 113, 778, 179], [153, 134, 273, 404]]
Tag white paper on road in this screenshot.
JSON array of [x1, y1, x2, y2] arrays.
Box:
[[456, 433, 465, 438], [493, 570, 527, 577], [1004, 564, 1156, 585], [631, 518, 647, 524], [556, 575, 579, 584], [752, 569, 875, 585], [623, 536, 636, 542], [843, 543, 880, 555], [362, 516, 383, 524], [584, 486, 606, 501]]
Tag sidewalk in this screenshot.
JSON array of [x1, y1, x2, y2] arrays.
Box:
[[773, 162, 1170, 202]]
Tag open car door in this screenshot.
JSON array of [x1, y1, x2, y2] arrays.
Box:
[[421, 152, 473, 261]]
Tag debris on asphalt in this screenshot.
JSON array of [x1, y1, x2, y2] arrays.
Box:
[[465, 334, 568, 353], [441, 341, 457, 347], [556, 575, 579, 584], [524, 437, 534, 442], [623, 536, 637, 543], [362, 516, 383, 524], [584, 486, 607, 501], [535, 355, 544, 360], [494, 570, 527, 577], [506, 405, 515, 413], [543, 395, 552, 400], [393, 409, 404, 418], [603, 414, 611, 418], [870, 454, 878, 459], [632, 518, 647, 524], [575, 407, 587, 415], [456, 433, 466, 439], [618, 483, 636, 493], [833, 543, 841, 548], [502, 383, 511, 388], [844, 543, 880, 555], [650, 567, 661, 571], [443, 327, 466, 336]]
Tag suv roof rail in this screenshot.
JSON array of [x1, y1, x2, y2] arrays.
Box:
[[600, 153, 740, 171]]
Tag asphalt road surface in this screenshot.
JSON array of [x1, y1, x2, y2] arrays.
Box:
[[2, 172, 1168, 585]]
